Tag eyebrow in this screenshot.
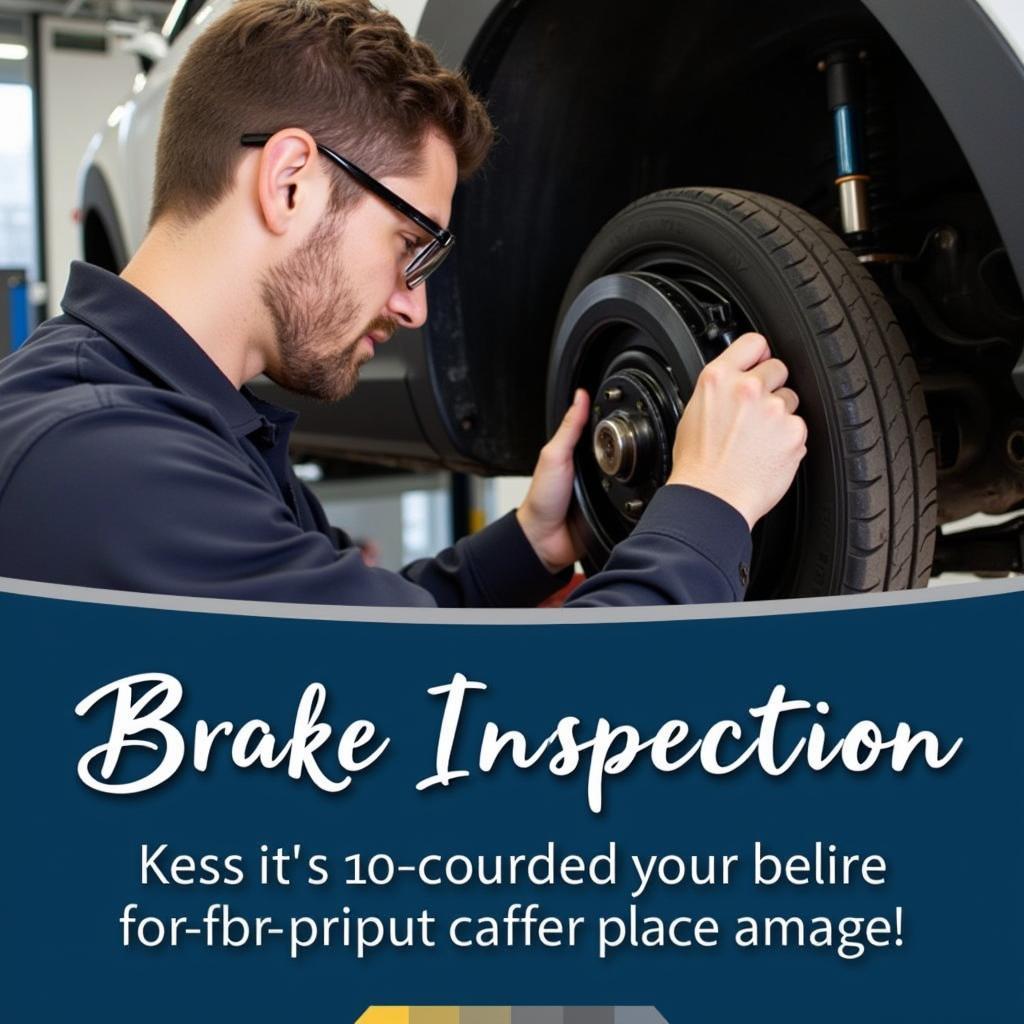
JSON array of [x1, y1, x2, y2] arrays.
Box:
[[393, 210, 440, 239]]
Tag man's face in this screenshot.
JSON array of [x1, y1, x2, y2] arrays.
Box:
[[260, 132, 458, 402]]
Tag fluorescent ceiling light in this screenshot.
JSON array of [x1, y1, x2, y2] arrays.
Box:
[[161, 0, 188, 37], [0, 43, 28, 61]]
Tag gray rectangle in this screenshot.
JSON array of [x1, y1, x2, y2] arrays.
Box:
[[511, 1008, 563, 1024], [614, 1008, 666, 1024], [564, 1009, 614, 1024]]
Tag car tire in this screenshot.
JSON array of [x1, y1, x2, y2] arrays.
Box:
[[547, 187, 937, 598]]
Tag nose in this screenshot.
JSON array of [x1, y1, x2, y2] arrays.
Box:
[[386, 278, 429, 330]]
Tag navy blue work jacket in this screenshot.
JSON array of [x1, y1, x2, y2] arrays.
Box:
[[0, 262, 752, 606]]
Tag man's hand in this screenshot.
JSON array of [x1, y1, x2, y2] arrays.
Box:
[[669, 332, 807, 530], [518, 333, 804, 569], [516, 388, 590, 572]]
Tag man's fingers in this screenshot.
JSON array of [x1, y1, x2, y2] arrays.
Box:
[[750, 357, 789, 393], [714, 332, 770, 371], [548, 389, 590, 453], [775, 387, 799, 415]]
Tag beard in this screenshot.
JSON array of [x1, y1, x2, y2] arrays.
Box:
[[259, 215, 397, 402]]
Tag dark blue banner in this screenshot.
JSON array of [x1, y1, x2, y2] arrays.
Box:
[[1, 581, 1019, 1022]]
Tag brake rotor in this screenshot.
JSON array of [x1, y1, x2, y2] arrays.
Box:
[[547, 271, 743, 572]]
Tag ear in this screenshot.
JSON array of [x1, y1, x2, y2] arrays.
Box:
[[253, 129, 324, 236]]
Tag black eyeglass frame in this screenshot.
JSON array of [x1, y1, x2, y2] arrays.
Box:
[[241, 132, 454, 289]]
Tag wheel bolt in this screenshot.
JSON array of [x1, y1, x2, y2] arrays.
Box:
[[604, 387, 623, 401], [624, 499, 645, 515]]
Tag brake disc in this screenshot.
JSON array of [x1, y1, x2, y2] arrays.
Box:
[[546, 271, 739, 572]]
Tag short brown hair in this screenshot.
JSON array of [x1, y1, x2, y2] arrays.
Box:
[[150, 0, 494, 225]]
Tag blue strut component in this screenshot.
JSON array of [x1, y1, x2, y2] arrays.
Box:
[[833, 104, 862, 178]]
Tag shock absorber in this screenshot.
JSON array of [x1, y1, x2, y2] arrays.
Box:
[[821, 49, 871, 241], [861, 52, 899, 249]]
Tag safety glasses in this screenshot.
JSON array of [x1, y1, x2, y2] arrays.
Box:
[[241, 132, 455, 289]]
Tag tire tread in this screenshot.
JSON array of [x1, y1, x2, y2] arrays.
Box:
[[707, 188, 937, 592]]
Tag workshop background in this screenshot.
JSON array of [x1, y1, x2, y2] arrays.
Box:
[[0, 0, 1018, 589]]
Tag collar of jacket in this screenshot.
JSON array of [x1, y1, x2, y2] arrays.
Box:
[[59, 260, 296, 438]]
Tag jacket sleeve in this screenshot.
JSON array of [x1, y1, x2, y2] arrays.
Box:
[[0, 404, 569, 608], [399, 510, 573, 608], [563, 484, 753, 606], [322, 482, 751, 608], [321, 495, 570, 607]]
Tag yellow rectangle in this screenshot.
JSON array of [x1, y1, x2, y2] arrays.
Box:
[[357, 1008, 410, 1024]]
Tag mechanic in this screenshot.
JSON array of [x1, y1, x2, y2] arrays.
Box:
[[0, 0, 806, 607]]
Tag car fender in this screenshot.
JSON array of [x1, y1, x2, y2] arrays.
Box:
[[863, 0, 1024, 291]]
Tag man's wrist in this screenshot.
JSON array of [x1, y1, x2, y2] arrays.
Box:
[[515, 505, 571, 574], [666, 473, 756, 532]]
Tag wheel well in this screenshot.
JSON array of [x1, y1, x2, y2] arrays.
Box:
[[428, 0, 983, 473], [82, 209, 122, 273], [80, 167, 127, 273]]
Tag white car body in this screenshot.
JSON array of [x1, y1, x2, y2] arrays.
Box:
[[79, 0, 430, 257]]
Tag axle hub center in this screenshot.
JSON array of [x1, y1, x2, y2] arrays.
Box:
[[594, 414, 636, 479], [593, 413, 648, 481]]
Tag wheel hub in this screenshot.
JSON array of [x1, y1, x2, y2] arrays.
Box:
[[589, 359, 678, 520], [593, 414, 638, 480]]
